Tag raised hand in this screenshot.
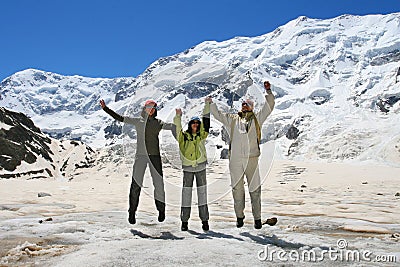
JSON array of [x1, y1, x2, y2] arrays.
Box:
[[100, 99, 106, 109], [263, 81, 271, 91], [176, 108, 182, 115]]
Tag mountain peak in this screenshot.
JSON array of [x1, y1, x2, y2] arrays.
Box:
[[1, 13, 399, 165]]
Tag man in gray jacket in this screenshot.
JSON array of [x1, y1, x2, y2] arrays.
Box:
[[209, 81, 275, 229], [100, 99, 175, 225]]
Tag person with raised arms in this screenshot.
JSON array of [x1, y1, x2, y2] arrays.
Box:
[[208, 81, 276, 229], [173, 98, 211, 231], [100, 99, 175, 225]]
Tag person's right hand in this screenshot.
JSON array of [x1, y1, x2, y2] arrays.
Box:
[[263, 81, 271, 90], [100, 99, 106, 109], [176, 108, 182, 115]]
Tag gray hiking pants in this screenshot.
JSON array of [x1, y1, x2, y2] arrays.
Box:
[[180, 168, 209, 222], [129, 155, 165, 214]]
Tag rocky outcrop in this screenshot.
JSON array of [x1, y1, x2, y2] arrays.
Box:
[[0, 107, 96, 179], [0, 107, 52, 172]]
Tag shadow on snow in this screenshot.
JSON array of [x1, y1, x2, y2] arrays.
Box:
[[130, 229, 184, 240]]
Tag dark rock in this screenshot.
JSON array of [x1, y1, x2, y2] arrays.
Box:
[[45, 168, 53, 177], [391, 233, 400, 239], [287, 141, 299, 156], [376, 94, 400, 113], [288, 72, 310, 84], [286, 125, 300, 140], [38, 192, 51, 197], [113, 80, 135, 101], [0, 169, 45, 179], [309, 89, 332, 105], [220, 148, 229, 159], [181, 82, 219, 98], [165, 82, 219, 101], [362, 182, 368, 185], [370, 49, 400, 66], [301, 185, 307, 188], [222, 89, 241, 107], [395, 192, 400, 197], [104, 121, 122, 139], [209, 129, 220, 137], [33, 72, 48, 81], [376, 99, 390, 113], [70, 140, 80, 146], [0, 107, 52, 172], [38, 217, 53, 224], [114, 81, 136, 102]]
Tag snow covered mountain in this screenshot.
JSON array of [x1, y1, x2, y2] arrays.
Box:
[[1, 13, 400, 166], [0, 70, 135, 146], [0, 107, 96, 179]]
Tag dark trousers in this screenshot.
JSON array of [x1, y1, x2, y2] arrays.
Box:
[[129, 155, 165, 214], [181, 169, 209, 222]]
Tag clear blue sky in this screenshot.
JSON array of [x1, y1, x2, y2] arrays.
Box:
[[1, 0, 399, 82]]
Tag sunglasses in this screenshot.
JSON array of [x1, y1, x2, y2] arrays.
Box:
[[192, 121, 200, 125], [145, 105, 157, 109], [242, 102, 250, 107]]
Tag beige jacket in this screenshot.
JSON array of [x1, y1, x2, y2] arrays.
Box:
[[210, 93, 275, 158]]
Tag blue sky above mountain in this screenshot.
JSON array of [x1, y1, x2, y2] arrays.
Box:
[[0, 0, 399, 82]]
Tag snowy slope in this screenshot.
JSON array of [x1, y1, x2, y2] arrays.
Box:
[[1, 13, 400, 165]]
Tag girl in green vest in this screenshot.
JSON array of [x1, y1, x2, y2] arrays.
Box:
[[173, 98, 211, 231]]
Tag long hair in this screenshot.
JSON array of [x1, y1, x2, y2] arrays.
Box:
[[186, 120, 201, 134]]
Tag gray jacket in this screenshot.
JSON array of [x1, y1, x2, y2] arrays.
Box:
[[103, 106, 174, 156]]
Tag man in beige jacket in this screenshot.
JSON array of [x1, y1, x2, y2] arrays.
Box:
[[208, 81, 275, 229]]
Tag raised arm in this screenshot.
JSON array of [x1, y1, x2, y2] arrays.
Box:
[[199, 99, 211, 140], [100, 99, 140, 125], [100, 99, 124, 122], [208, 97, 233, 128], [256, 81, 275, 124], [173, 108, 184, 142], [203, 100, 211, 132]]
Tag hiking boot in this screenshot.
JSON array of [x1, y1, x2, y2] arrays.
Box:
[[158, 211, 165, 222], [181, 222, 188, 231], [265, 217, 278, 226], [202, 221, 209, 231], [128, 212, 136, 225], [236, 217, 245, 228], [254, 219, 262, 229]]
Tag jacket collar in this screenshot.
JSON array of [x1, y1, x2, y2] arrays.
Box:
[[238, 111, 255, 121]]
